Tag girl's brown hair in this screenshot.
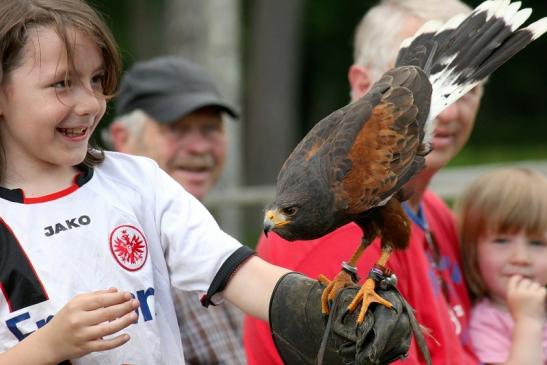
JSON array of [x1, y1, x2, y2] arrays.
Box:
[[0, 0, 121, 180], [455, 167, 547, 302]]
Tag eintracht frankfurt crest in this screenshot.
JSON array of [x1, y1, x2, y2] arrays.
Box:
[[109, 225, 148, 271]]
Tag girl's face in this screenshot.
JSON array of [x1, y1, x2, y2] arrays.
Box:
[[0, 26, 106, 181], [477, 229, 547, 305]]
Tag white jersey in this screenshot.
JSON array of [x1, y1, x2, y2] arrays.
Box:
[[0, 151, 242, 364]]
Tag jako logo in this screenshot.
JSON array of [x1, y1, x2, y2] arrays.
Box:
[[44, 215, 91, 237], [109, 225, 148, 271]]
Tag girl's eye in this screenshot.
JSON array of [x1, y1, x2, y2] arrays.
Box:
[[91, 73, 104, 86], [492, 237, 509, 244], [529, 239, 547, 247], [91, 73, 105, 91], [51, 79, 71, 89]]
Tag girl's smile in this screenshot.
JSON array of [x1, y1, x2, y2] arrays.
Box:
[[57, 127, 89, 139]]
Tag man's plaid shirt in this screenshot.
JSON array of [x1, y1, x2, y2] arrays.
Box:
[[173, 290, 247, 364]]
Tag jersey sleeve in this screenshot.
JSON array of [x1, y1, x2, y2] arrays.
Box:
[[151, 164, 243, 293]]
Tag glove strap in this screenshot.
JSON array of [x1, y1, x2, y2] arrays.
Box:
[[316, 289, 346, 365]]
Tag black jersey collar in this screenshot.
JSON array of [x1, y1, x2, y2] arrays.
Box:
[[0, 164, 93, 204]]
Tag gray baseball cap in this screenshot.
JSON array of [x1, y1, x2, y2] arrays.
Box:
[[115, 56, 238, 123]]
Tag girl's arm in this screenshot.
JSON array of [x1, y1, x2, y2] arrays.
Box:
[[223, 256, 290, 321], [0, 288, 139, 365], [499, 275, 546, 365]]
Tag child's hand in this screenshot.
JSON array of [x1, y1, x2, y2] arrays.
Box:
[[506, 275, 546, 324], [36, 287, 140, 363]]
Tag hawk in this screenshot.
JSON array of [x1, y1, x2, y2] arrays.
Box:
[[263, 0, 547, 323]]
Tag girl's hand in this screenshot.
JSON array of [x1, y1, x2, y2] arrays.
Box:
[[506, 275, 546, 324], [35, 287, 140, 363]]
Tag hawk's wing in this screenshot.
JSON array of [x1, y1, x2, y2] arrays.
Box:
[[330, 67, 432, 214], [276, 66, 431, 216]]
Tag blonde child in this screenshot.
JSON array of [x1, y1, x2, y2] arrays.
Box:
[[0, 1, 411, 364], [457, 168, 547, 365]]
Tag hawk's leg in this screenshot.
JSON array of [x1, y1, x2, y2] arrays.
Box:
[[318, 245, 364, 315], [347, 198, 410, 323], [347, 248, 394, 323], [318, 223, 378, 315]]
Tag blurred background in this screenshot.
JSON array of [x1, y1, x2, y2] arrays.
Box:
[[92, 0, 547, 246]]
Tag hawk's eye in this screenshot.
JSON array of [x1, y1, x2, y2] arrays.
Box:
[[282, 207, 298, 216]]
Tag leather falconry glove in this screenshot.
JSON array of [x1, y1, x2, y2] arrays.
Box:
[[269, 272, 430, 365]]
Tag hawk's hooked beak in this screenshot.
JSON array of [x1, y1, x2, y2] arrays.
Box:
[[263, 221, 272, 237], [263, 209, 289, 237]]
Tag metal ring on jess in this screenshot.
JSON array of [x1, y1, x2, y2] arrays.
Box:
[[341, 261, 360, 283]]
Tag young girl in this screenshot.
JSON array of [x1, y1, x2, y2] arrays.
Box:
[[0, 0, 290, 363], [457, 167, 547, 365]]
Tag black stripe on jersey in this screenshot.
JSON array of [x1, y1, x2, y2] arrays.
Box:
[[0, 218, 49, 312], [200, 246, 255, 307]]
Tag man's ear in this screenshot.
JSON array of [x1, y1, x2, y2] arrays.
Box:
[[108, 122, 130, 152], [348, 65, 372, 101]]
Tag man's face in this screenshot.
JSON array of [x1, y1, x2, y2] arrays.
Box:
[[130, 106, 227, 200], [426, 86, 481, 172]]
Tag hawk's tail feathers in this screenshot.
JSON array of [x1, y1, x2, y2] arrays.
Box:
[[396, 0, 547, 147]]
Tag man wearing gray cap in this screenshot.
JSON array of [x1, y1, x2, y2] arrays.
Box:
[[104, 56, 246, 364], [106, 56, 237, 201]]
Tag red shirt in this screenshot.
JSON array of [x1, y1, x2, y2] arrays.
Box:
[[244, 190, 479, 365]]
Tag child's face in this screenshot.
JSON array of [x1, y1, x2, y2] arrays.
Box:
[[477, 229, 547, 305], [0, 26, 106, 174]]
